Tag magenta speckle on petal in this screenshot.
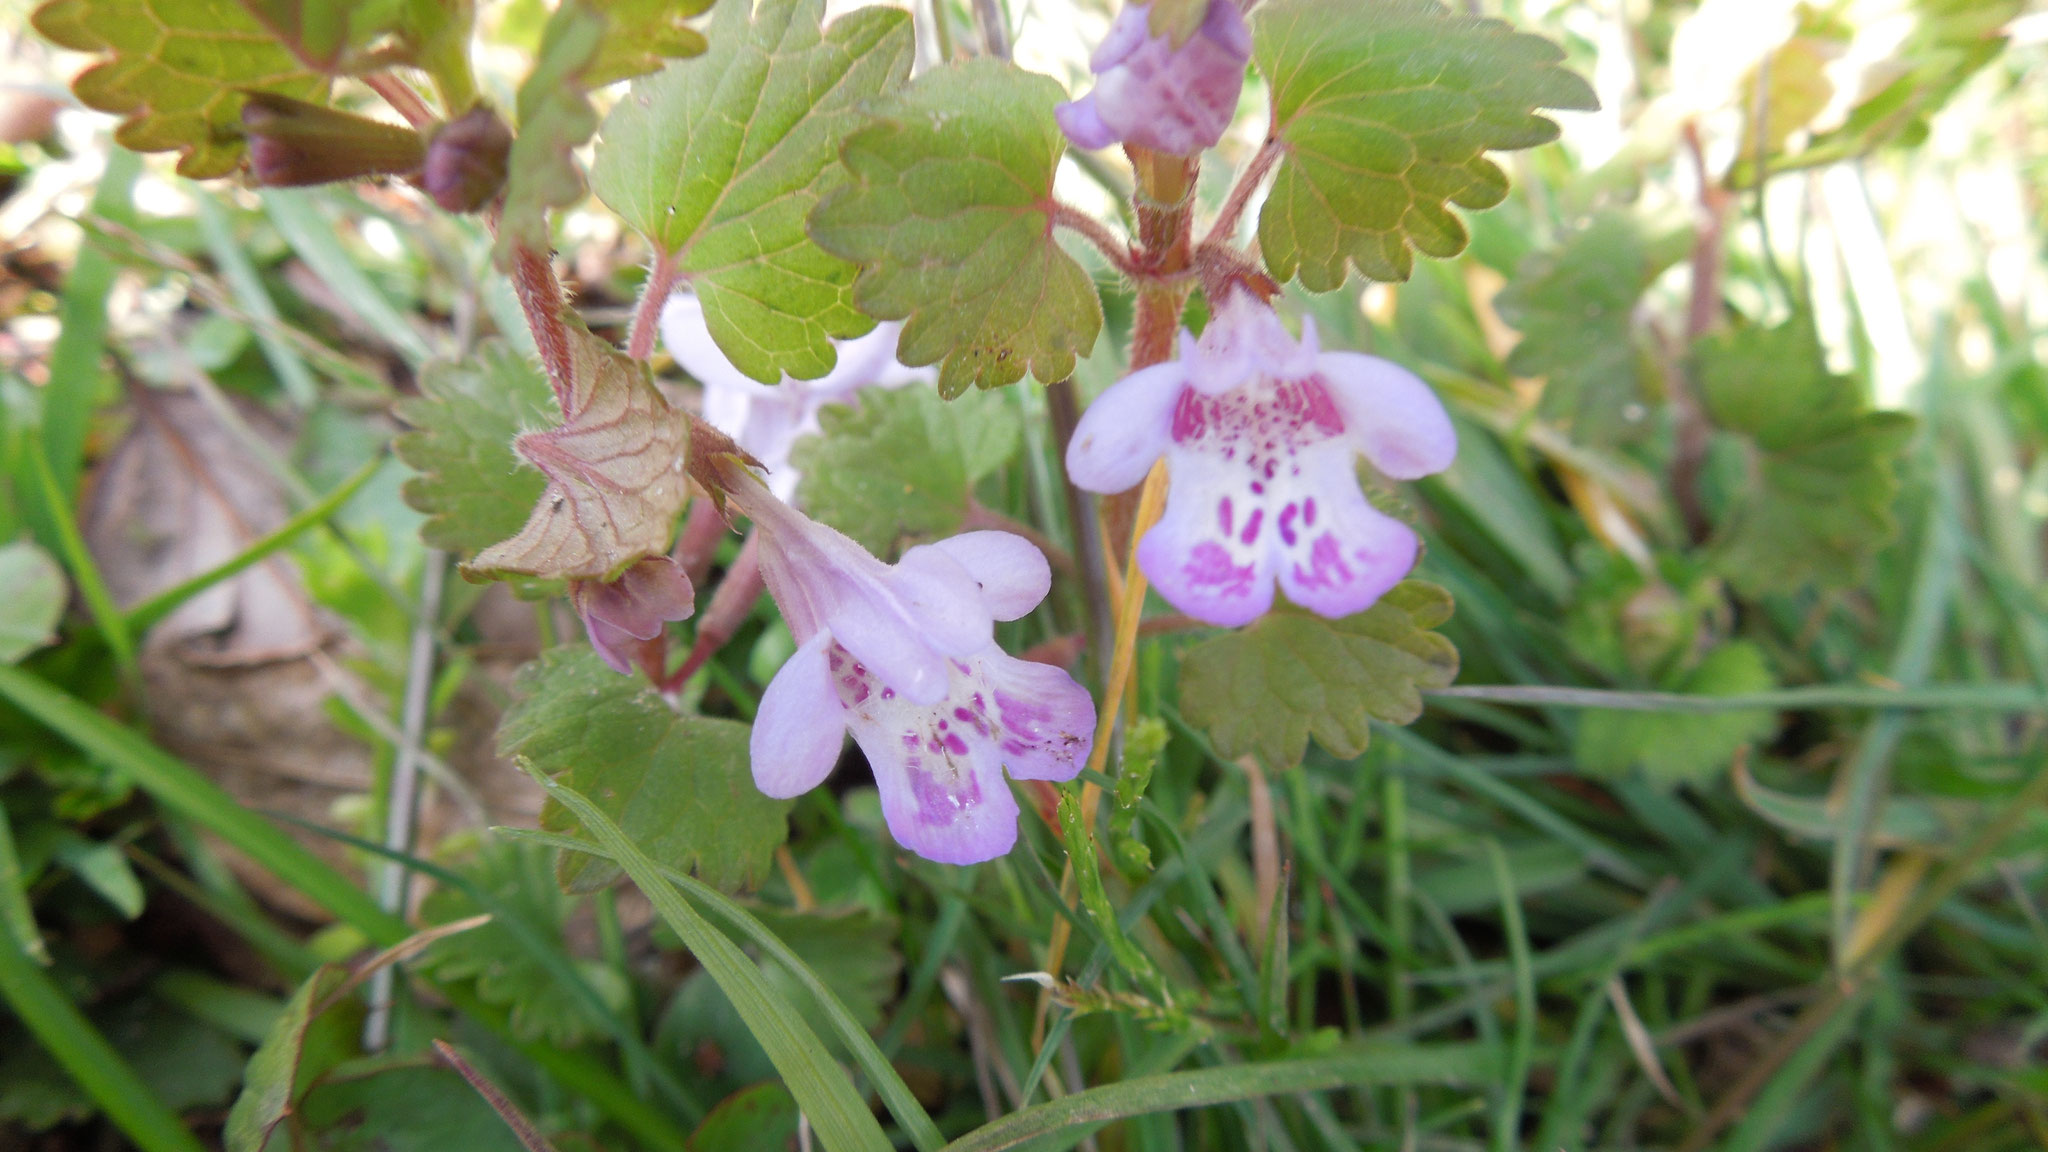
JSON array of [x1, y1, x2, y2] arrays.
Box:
[[1291, 533, 1356, 592], [1067, 290, 1455, 627], [1184, 541, 1255, 597]]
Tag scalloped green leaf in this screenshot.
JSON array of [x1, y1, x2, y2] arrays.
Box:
[[1253, 0, 1598, 289], [393, 340, 555, 561], [594, 0, 913, 384], [498, 0, 708, 262], [1178, 584, 1459, 768], [1496, 212, 1679, 443], [1574, 641, 1778, 787], [501, 649, 792, 893], [809, 59, 1103, 396], [790, 384, 1020, 555], [1696, 321, 1916, 597], [31, 0, 329, 178]]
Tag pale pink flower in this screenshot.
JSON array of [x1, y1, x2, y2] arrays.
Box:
[[727, 472, 1094, 865], [660, 293, 931, 500], [1066, 291, 1456, 627], [1055, 0, 1251, 157]]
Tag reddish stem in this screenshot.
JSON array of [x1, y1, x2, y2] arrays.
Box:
[[661, 532, 764, 693], [673, 497, 729, 589], [364, 73, 437, 130], [628, 248, 682, 362], [1201, 136, 1282, 250], [512, 245, 578, 414], [1049, 202, 1148, 281]]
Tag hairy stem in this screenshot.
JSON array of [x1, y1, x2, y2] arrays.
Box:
[[511, 245, 578, 414], [628, 248, 681, 362], [1202, 136, 1282, 249], [1049, 202, 1145, 280]]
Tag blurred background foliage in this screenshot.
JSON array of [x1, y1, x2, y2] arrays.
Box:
[[0, 0, 2044, 1149]]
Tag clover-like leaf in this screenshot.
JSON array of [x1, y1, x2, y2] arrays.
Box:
[[1574, 641, 1778, 787], [1496, 212, 1679, 443], [810, 59, 1104, 396], [464, 327, 692, 583], [1178, 583, 1459, 768], [500, 649, 792, 892], [394, 340, 556, 560], [790, 385, 1020, 555], [1253, 0, 1598, 289], [31, 0, 328, 177], [594, 0, 913, 384], [1696, 321, 1915, 597]]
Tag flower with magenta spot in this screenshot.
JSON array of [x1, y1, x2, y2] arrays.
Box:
[[661, 293, 931, 501], [724, 470, 1095, 865], [1066, 291, 1456, 627], [1055, 0, 1251, 157]]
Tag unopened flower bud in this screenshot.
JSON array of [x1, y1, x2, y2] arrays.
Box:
[[239, 92, 426, 187], [421, 104, 512, 214]]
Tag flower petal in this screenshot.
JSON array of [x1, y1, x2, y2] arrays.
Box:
[[1271, 448, 1420, 618], [751, 632, 847, 798], [1316, 352, 1457, 480], [855, 717, 1020, 865], [928, 531, 1050, 621], [826, 601, 952, 706], [1137, 454, 1277, 627], [885, 545, 995, 657], [980, 652, 1095, 781], [1056, 94, 1119, 151], [1066, 361, 1185, 493]]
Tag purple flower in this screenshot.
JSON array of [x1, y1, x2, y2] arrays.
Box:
[[1055, 0, 1251, 157], [571, 557, 695, 674], [727, 471, 1094, 865], [661, 294, 931, 500], [1066, 291, 1456, 627]]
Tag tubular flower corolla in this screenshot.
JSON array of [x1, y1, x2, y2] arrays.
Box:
[[1066, 291, 1457, 627], [571, 556, 695, 675], [728, 471, 1095, 865]]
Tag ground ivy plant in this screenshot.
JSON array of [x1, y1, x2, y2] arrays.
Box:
[[30, 0, 1976, 1146]]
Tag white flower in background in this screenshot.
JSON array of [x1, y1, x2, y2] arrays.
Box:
[[660, 293, 933, 500]]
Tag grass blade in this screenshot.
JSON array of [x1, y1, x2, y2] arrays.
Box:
[[503, 825, 948, 1152], [28, 445, 135, 679], [126, 453, 386, 636], [0, 929, 209, 1152], [31, 147, 138, 514], [938, 1042, 1488, 1152], [0, 663, 398, 936], [194, 192, 319, 408], [531, 771, 896, 1152], [260, 189, 435, 367]]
